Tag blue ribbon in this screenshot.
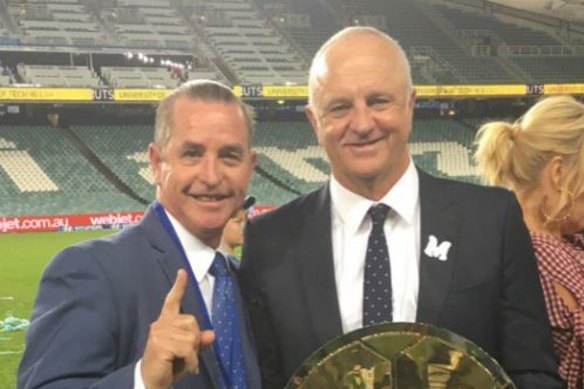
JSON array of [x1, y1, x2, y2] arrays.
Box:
[[154, 202, 239, 388]]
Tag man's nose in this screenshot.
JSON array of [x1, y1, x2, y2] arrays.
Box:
[[199, 156, 222, 186], [351, 103, 375, 134]]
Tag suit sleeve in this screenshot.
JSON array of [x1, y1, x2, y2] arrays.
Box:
[[17, 246, 135, 389], [499, 195, 565, 389], [239, 219, 287, 389]]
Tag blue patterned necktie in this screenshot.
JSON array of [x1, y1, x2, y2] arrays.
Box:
[[210, 252, 248, 389], [363, 204, 393, 326]]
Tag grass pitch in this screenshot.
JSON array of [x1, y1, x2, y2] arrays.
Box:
[[0, 230, 113, 388]]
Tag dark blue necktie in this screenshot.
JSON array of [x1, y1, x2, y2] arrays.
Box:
[[210, 252, 248, 389], [363, 204, 393, 326]]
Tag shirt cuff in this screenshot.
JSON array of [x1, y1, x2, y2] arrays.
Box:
[[134, 359, 147, 389]]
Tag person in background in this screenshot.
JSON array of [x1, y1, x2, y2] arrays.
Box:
[[18, 80, 261, 389], [239, 26, 563, 389], [475, 94, 584, 389], [221, 196, 256, 259]]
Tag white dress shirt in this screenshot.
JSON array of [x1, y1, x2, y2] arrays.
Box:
[[330, 160, 421, 333], [134, 209, 225, 389]]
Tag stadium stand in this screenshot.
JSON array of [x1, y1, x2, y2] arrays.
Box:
[[194, 0, 308, 85], [70, 125, 156, 202], [0, 0, 582, 86], [256, 0, 339, 59], [70, 124, 302, 207], [0, 116, 496, 215], [0, 115, 483, 216], [513, 56, 584, 83], [102, 0, 195, 50], [253, 119, 478, 199], [101, 66, 178, 88], [8, 0, 107, 47], [0, 125, 142, 216], [410, 118, 479, 183], [17, 64, 102, 88], [253, 121, 327, 195], [356, 0, 519, 83], [0, 67, 11, 86], [434, 4, 560, 46]]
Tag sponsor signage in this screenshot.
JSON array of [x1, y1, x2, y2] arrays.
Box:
[[415, 84, 527, 97], [113, 89, 170, 102], [0, 207, 275, 233], [93, 88, 115, 101], [544, 83, 584, 95], [0, 211, 144, 233], [0, 88, 93, 101], [0, 83, 582, 103]]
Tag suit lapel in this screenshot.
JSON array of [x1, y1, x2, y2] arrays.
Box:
[[416, 171, 462, 325], [141, 205, 223, 389], [295, 185, 344, 344]]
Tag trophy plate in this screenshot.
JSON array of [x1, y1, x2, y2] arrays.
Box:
[[286, 322, 516, 389]]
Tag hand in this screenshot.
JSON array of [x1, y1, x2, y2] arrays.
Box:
[[141, 269, 215, 389]]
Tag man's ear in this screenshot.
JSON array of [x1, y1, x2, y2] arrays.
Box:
[[408, 87, 417, 110], [305, 104, 322, 145], [148, 142, 163, 185], [249, 149, 257, 174]]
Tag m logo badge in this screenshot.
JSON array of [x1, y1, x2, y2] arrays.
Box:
[[424, 235, 452, 261]]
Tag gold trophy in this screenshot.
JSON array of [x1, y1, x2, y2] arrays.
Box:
[[286, 323, 516, 389]]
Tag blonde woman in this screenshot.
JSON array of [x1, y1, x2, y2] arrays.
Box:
[[475, 95, 584, 388]]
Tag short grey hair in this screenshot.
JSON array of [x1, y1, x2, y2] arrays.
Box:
[[308, 26, 413, 106], [154, 79, 255, 150]]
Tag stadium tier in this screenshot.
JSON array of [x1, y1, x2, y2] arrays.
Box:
[[17, 64, 102, 88], [0, 119, 480, 216], [0, 0, 583, 85], [69, 125, 156, 202], [0, 125, 143, 216]]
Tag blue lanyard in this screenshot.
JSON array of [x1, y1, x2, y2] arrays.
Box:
[[154, 202, 233, 387]]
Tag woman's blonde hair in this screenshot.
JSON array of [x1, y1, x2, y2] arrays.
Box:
[[474, 95, 584, 220]]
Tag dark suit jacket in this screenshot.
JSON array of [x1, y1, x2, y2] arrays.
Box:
[[18, 205, 261, 389], [239, 169, 563, 389]]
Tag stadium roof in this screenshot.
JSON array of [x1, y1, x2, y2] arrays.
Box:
[[492, 0, 584, 22]]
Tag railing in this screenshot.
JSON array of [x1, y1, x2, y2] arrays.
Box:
[[409, 46, 467, 83]]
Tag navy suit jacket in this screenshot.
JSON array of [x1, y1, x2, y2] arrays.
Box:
[[18, 205, 261, 389], [239, 169, 563, 389]]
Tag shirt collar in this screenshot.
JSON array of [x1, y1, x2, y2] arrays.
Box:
[[330, 159, 419, 234], [164, 210, 216, 283]]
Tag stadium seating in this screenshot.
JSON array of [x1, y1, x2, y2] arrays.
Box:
[[0, 125, 142, 216], [363, 0, 518, 83], [513, 56, 584, 83], [0, 72, 11, 86], [70, 124, 304, 206], [0, 0, 581, 85], [8, 0, 106, 47], [0, 117, 483, 216], [105, 0, 195, 50], [197, 0, 307, 85], [101, 67, 178, 88], [70, 125, 156, 202], [17, 64, 102, 88], [435, 5, 560, 46], [410, 118, 478, 183], [259, 0, 339, 58]]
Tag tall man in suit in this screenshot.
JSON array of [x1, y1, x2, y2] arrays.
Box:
[[18, 80, 261, 389], [239, 26, 563, 389]]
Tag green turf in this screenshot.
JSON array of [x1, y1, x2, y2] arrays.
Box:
[[0, 230, 114, 389]]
